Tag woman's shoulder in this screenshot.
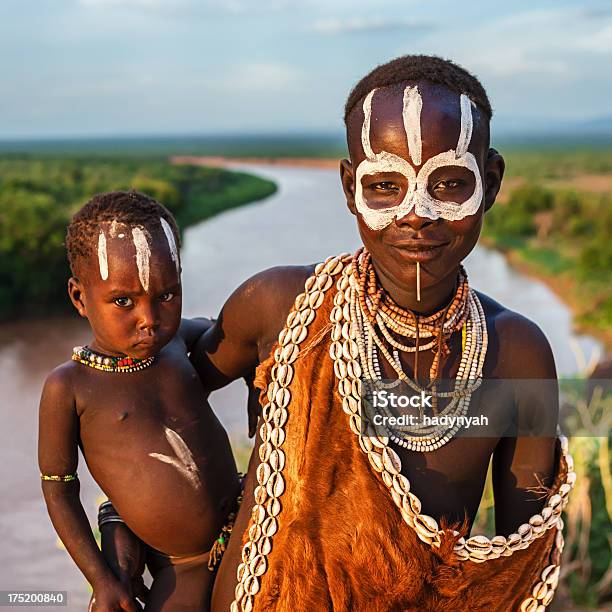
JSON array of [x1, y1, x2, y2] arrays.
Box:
[[475, 289, 557, 380]]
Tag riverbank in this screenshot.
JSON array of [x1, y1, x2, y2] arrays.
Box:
[[480, 235, 611, 356], [171, 155, 340, 170], [482, 182, 611, 356]]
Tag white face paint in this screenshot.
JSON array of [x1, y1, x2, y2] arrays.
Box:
[[109, 219, 120, 238], [160, 217, 180, 276], [131, 226, 151, 292], [97, 230, 109, 280], [354, 86, 483, 230], [149, 427, 202, 491]]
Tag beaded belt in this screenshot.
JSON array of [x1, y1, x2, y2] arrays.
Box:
[[207, 474, 245, 571]]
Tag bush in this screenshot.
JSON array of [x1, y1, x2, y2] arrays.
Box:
[[486, 183, 555, 237], [0, 156, 276, 320]]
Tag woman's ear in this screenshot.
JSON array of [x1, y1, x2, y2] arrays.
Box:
[[68, 277, 87, 318], [340, 159, 357, 216], [484, 147, 505, 212]]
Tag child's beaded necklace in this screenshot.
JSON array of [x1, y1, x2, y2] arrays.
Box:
[[72, 345, 155, 373]]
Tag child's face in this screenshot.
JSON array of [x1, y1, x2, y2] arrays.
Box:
[[341, 81, 503, 287], [69, 222, 182, 359]]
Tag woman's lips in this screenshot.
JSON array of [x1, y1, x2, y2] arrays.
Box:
[[388, 240, 449, 262]]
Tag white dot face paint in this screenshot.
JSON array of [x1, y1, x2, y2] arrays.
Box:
[[109, 219, 120, 238], [131, 226, 151, 292], [354, 87, 484, 230], [149, 427, 202, 491], [97, 230, 109, 281], [160, 217, 180, 277]]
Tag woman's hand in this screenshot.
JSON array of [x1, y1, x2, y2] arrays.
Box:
[[244, 369, 262, 438]]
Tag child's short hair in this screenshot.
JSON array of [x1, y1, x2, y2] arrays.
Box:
[[66, 190, 181, 276], [344, 54, 492, 123]]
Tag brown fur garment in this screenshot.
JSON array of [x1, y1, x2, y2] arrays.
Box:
[[249, 290, 563, 612]]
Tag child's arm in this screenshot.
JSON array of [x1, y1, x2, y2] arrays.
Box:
[[38, 367, 139, 612]]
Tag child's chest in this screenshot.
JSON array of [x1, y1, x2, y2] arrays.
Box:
[[74, 348, 208, 436]]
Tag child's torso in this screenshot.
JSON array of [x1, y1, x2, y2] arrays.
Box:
[[73, 336, 239, 556]]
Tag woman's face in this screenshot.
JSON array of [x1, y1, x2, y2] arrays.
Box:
[[342, 81, 502, 290]]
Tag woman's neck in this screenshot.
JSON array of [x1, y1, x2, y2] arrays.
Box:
[[372, 261, 460, 315]]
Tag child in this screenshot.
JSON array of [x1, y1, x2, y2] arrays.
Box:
[[38, 191, 241, 611]]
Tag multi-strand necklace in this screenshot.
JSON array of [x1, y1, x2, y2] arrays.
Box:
[[349, 248, 488, 451], [72, 346, 155, 373]]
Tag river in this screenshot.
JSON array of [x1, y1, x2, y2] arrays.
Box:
[[0, 165, 602, 610]]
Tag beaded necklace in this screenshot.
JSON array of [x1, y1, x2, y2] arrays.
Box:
[[352, 248, 470, 386], [72, 346, 155, 373], [350, 248, 487, 451]]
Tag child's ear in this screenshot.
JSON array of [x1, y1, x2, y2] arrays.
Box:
[[484, 147, 505, 212], [68, 277, 87, 318], [340, 159, 357, 216]]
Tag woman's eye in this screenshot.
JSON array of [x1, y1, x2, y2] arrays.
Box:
[[114, 297, 133, 307], [373, 181, 400, 192], [160, 292, 175, 302], [434, 179, 463, 191]]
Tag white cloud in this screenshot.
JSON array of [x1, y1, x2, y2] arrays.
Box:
[[574, 24, 612, 53], [465, 49, 569, 78], [215, 62, 301, 93], [409, 7, 612, 81], [389, 5, 612, 122], [76, 0, 290, 14], [310, 17, 432, 35], [78, 0, 175, 8]]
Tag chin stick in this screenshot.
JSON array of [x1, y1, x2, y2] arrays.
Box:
[[416, 261, 421, 302]]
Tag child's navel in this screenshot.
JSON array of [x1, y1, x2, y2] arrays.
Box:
[[118, 411, 129, 421]]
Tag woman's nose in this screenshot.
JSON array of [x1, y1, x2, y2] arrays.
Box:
[[395, 208, 435, 231]]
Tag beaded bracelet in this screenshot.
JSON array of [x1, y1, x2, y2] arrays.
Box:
[[99, 515, 126, 528], [97, 500, 126, 529], [40, 473, 78, 482]]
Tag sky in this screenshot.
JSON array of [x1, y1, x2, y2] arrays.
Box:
[[1, 0, 612, 138]]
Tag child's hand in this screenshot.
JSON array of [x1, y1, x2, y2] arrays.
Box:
[[100, 521, 148, 605], [89, 577, 141, 611]]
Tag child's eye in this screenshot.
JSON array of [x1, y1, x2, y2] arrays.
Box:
[[160, 292, 175, 302], [114, 297, 133, 308]]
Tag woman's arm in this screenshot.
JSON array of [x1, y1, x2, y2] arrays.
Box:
[[492, 315, 559, 535], [178, 317, 215, 353]]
